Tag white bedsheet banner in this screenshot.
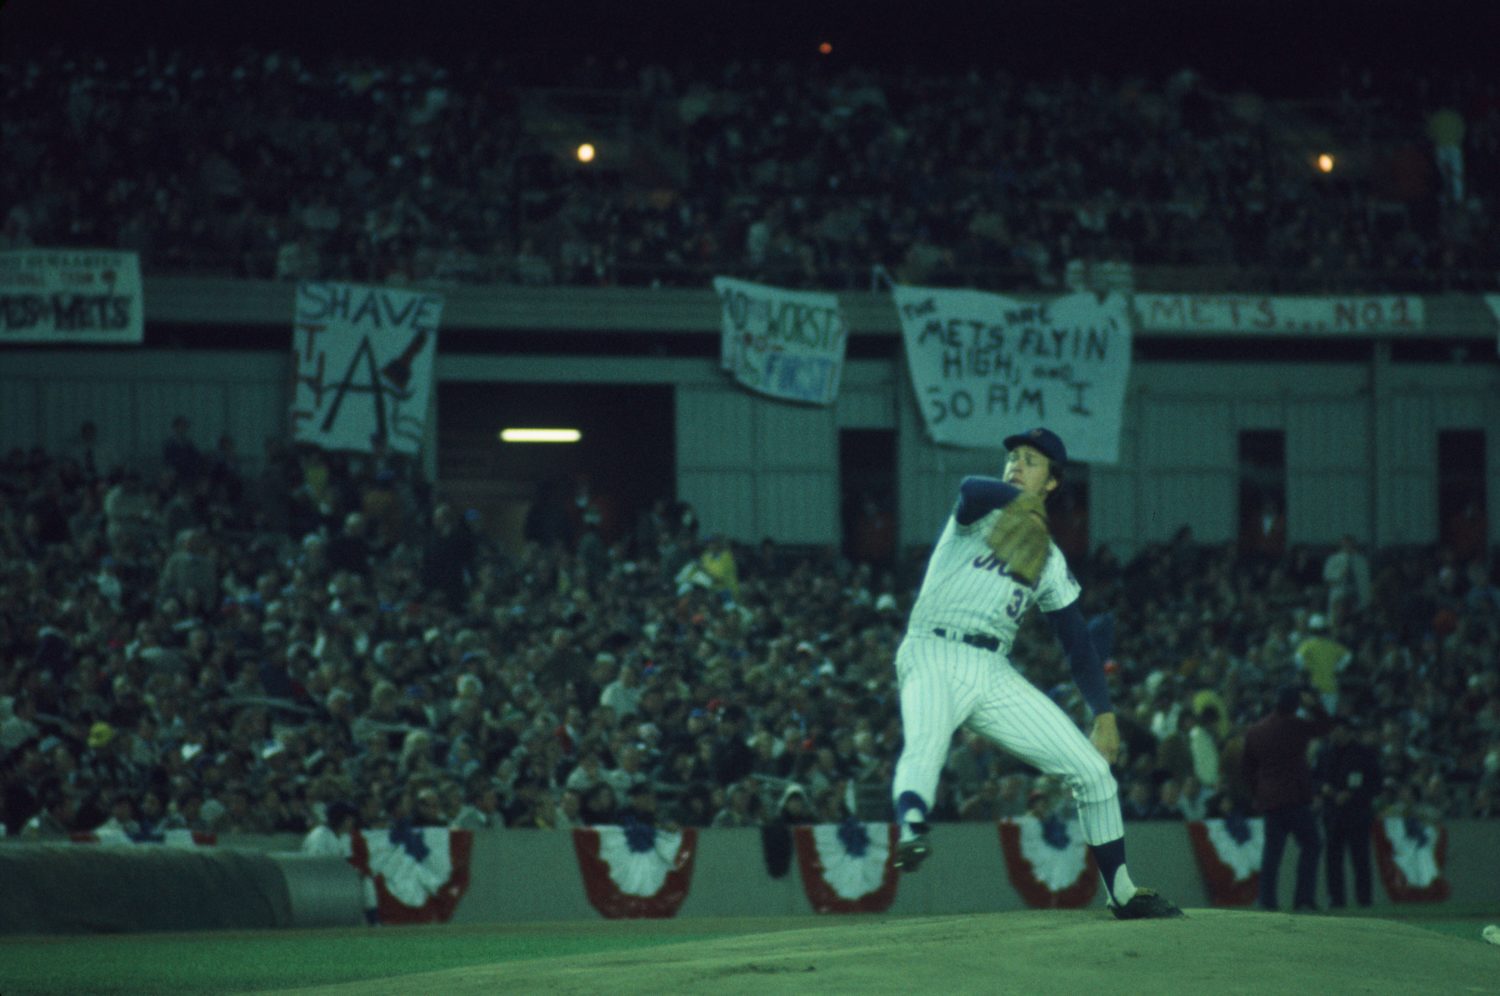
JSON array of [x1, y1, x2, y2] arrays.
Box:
[[714, 276, 847, 406], [1135, 294, 1424, 335], [0, 249, 143, 343], [893, 286, 1131, 463], [291, 281, 443, 455]]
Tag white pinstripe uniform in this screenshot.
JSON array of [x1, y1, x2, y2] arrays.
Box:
[[891, 508, 1123, 846]]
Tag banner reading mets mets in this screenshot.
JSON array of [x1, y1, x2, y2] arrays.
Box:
[[0, 249, 143, 343]]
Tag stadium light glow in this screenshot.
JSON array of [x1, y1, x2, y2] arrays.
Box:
[[818, 41, 833, 55], [500, 428, 582, 443], [1316, 153, 1335, 173], [576, 143, 596, 163]]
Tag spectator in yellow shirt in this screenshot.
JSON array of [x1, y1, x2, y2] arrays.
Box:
[[1295, 614, 1351, 712], [699, 534, 740, 601]]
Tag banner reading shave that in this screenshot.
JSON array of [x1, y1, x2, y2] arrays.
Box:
[[714, 276, 847, 406], [0, 249, 143, 344], [893, 286, 1132, 463], [291, 282, 443, 455]]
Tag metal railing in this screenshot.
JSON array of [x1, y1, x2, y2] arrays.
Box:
[[135, 247, 1498, 297]]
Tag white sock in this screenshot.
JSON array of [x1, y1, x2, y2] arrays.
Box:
[[1109, 866, 1138, 906]]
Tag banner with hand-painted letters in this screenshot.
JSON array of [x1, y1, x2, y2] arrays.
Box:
[[894, 286, 1131, 463], [1135, 293, 1423, 335], [714, 277, 847, 406], [291, 282, 443, 455], [0, 249, 143, 343]]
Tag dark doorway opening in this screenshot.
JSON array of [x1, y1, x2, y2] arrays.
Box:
[[1438, 429, 1487, 561], [1052, 466, 1091, 564], [840, 429, 897, 567], [437, 382, 674, 554], [1238, 430, 1287, 561]]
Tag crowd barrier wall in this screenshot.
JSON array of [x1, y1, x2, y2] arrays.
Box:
[[3, 822, 1493, 931], [443, 821, 1500, 922]]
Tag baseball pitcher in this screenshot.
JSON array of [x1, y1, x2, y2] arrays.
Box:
[[890, 426, 1182, 920]]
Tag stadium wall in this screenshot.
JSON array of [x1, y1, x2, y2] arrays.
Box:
[[1, 348, 1495, 557], [5, 822, 1490, 929], [0, 844, 361, 934], [447, 820, 1500, 921]]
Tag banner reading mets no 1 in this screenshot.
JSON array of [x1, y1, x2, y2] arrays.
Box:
[[893, 286, 1131, 463], [714, 276, 847, 406]]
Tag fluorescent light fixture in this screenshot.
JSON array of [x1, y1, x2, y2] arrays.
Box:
[[500, 428, 582, 443]]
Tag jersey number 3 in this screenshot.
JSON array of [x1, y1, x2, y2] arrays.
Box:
[[1004, 587, 1026, 619]]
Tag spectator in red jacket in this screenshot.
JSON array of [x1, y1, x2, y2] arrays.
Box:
[[1242, 685, 1334, 912]]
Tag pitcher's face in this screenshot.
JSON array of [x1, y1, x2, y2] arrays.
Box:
[[1004, 445, 1057, 500]]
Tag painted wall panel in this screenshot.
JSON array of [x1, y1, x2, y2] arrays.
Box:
[[1088, 464, 1136, 556], [755, 399, 835, 470], [131, 380, 230, 474], [1289, 471, 1370, 543], [1287, 399, 1370, 472], [226, 380, 289, 471], [1378, 393, 1438, 545], [1230, 398, 1284, 429], [1382, 394, 1432, 472], [0, 379, 39, 457], [834, 383, 895, 429], [676, 387, 753, 469], [39, 380, 135, 473], [1137, 471, 1235, 544], [1, 349, 1496, 554], [1383, 475, 1435, 546], [757, 470, 838, 543], [1137, 399, 1232, 469], [1430, 392, 1487, 427], [677, 469, 755, 540]]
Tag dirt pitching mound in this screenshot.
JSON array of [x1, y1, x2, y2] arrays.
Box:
[[265, 909, 1500, 995]]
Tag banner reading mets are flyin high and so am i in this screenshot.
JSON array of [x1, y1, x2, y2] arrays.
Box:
[[893, 286, 1131, 464]]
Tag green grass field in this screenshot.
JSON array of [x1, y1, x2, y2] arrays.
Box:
[[0, 913, 1494, 996], [0, 921, 760, 995]]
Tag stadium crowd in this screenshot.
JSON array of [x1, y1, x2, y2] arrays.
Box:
[[1, 422, 1496, 842], [2, 46, 1499, 292]]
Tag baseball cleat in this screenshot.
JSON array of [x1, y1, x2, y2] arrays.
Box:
[[893, 823, 931, 872], [1110, 888, 1184, 920]]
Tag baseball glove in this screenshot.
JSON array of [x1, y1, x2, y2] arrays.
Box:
[[985, 493, 1050, 585]]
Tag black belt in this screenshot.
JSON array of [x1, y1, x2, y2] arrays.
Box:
[[932, 628, 1000, 653]]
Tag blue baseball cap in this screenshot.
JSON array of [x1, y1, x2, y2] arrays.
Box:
[[1003, 427, 1068, 465]]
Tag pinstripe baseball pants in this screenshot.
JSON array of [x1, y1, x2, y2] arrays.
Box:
[[892, 632, 1125, 844]]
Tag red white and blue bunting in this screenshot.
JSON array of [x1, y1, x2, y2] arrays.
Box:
[[347, 825, 473, 924], [996, 816, 1098, 909], [792, 821, 899, 913], [1372, 816, 1451, 903], [572, 825, 699, 918], [1186, 817, 1261, 906]]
